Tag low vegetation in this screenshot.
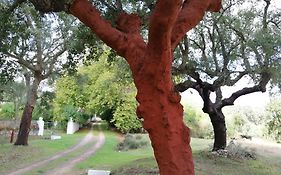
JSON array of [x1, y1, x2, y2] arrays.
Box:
[[0, 131, 87, 174], [116, 134, 150, 151], [0, 130, 280, 175]]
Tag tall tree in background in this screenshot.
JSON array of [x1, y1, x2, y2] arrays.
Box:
[[53, 49, 142, 133], [0, 2, 75, 145], [14, 0, 222, 174], [174, 0, 281, 151]]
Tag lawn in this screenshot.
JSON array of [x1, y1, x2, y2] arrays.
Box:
[[112, 137, 281, 175], [0, 130, 87, 174], [0, 130, 280, 175], [72, 131, 154, 174]]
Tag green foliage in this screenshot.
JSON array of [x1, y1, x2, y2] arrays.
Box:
[[0, 81, 26, 119], [53, 75, 87, 123], [112, 93, 142, 133], [183, 104, 212, 138], [224, 106, 267, 138], [266, 98, 281, 142], [0, 103, 15, 119], [53, 47, 141, 132], [32, 91, 55, 121]]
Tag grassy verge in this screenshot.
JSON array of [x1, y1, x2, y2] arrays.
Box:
[[111, 137, 281, 175], [0, 130, 87, 174], [1, 131, 280, 175], [73, 131, 154, 174]]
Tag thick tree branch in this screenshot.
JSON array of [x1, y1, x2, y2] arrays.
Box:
[[175, 80, 198, 92], [69, 0, 143, 60], [43, 46, 67, 79], [220, 72, 271, 108], [171, 0, 221, 49], [147, 0, 182, 55], [225, 71, 247, 86], [3, 52, 36, 71], [262, 0, 270, 30], [29, 0, 74, 13], [215, 87, 222, 104]]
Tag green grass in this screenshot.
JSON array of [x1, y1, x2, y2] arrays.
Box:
[[1, 131, 280, 175], [193, 151, 280, 175], [111, 137, 281, 175], [25, 139, 95, 175], [73, 131, 154, 174], [0, 130, 87, 174]]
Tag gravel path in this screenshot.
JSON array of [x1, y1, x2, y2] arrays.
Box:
[[7, 131, 105, 175]]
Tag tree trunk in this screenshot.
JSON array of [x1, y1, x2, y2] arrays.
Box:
[[209, 110, 227, 151], [14, 76, 41, 146], [66, 0, 223, 174], [133, 57, 194, 175]]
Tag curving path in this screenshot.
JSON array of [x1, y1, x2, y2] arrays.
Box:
[[7, 131, 105, 175]]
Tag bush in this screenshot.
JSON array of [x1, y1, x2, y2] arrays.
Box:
[[117, 134, 149, 151]]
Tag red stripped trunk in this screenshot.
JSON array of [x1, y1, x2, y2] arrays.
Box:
[[133, 56, 194, 175]]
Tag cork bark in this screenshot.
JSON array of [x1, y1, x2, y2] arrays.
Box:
[[68, 0, 221, 174]]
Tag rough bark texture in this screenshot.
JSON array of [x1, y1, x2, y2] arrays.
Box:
[[14, 76, 41, 145], [67, 0, 221, 174], [209, 110, 226, 151]]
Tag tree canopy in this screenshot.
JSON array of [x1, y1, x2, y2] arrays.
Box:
[[53, 48, 141, 132], [173, 0, 281, 150], [2, 0, 222, 174]]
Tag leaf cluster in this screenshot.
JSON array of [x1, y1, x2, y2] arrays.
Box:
[[53, 48, 141, 132]]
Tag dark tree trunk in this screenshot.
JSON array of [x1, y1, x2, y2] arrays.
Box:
[[209, 110, 227, 151], [14, 76, 41, 146]]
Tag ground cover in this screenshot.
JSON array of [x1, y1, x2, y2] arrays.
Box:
[[1, 130, 280, 175], [0, 130, 87, 174], [72, 131, 154, 174], [112, 137, 281, 175]]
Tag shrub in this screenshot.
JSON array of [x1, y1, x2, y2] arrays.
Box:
[[117, 134, 149, 151]]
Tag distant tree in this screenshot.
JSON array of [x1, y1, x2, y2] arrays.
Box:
[[266, 98, 281, 142], [0, 2, 75, 145], [53, 49, 141, 132], [174, 0, 281, 150], [33, 91, 55, 122], [53, 75, 86, 123]]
